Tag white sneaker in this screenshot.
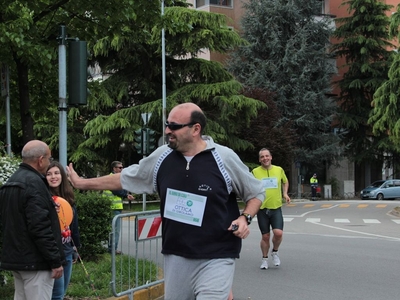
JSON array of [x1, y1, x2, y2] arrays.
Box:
[[260, 258, 268, 269], [271, 252, 280, 266]]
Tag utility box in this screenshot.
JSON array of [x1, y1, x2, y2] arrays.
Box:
[[341, 180, 355, 198], [324, 184, 332, 199]]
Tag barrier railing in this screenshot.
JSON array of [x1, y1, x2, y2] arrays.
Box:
[[110, 210, 164, 299]]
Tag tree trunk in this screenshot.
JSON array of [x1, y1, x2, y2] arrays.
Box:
[[14, 55, 35, 144]]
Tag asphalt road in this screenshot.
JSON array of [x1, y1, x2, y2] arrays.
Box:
[[231, 200, 400, 300]]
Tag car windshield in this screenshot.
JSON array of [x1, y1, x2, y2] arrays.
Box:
[[368, 180, 385, 188]]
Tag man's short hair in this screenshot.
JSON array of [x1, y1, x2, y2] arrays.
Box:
[[190, 110, 206, 134], [111, 161, 122, 168]]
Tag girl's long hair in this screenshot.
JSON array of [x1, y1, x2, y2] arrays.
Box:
[[47, 161, 75, 206]]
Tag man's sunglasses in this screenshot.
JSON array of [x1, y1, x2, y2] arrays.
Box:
[[165, 122, 197, 131]]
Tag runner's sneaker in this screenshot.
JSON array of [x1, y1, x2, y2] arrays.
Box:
[[271, 252, 280, 266], [260, 258, 268, 269]]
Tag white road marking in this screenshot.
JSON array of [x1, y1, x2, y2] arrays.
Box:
[[363, 219, 380, 224], [334, 219, 350, 223], [306, 220, 400, 241], [305, 218, 320, 223]]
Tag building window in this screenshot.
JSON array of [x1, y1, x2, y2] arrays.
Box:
[[196, 0, 232, 8]]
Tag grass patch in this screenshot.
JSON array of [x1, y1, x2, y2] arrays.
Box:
[[1, 253, 159, 300]]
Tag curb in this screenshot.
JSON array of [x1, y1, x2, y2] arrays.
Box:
[[105, 283, 164, 300], [389, 207, 400, 218]]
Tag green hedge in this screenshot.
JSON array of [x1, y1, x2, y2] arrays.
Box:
[[74, 190, 113, 261]]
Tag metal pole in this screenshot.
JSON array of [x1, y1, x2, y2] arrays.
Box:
[[58, 25, 68, 167], [296, 163, 301, 199], [297, 170, 301, 199], [161, 0, 167, 143], [5, 65, 11, 156]]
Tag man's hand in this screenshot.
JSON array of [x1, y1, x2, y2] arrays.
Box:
[[127, 194, 135, 201], [228, 217, 250, 239], [66, 163, 123, 191], [51, 266, 63, 279], [66, 163, 80, 188]]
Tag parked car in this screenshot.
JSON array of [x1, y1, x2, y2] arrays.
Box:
[[360, 179, 400, 200]]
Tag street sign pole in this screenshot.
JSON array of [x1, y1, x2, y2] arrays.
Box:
[[140, 113, 152, 211], [58, 25, 67, 168]]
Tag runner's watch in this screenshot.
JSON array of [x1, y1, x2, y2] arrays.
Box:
[[240, 213, 252, 225]]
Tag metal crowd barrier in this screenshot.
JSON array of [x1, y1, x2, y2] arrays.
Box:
[[110, 210, 164, 299]]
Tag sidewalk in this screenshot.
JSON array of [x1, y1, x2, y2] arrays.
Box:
[[104, 283, 164, 300]]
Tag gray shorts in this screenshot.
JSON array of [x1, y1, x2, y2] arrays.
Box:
[[164, 254, 235, 300], [257, 207, 284, 234]]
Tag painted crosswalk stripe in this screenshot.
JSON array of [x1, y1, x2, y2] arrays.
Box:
[[357, 204, 368, 208], [363, 219, 380, 224], [334, 219, 350, 223], [392, 220, 400, 224], [284, 217, 294, 222], [305, 218, 320, 223]]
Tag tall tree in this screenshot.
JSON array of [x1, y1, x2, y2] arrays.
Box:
[[0, 0, 162, 149], [370, 4, 400, 151], [67, 4, 266, 174], [331, 0, 394, 163], [0, 1, 266, 175], [227, 0, 340, 172], [236, 88, 296, 172]]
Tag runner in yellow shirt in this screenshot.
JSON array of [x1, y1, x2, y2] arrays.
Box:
[[252, 148, 291, 270]]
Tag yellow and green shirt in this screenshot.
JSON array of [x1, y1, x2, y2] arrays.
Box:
[[252, 165, 288, 209]]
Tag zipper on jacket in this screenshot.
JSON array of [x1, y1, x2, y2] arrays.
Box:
[[186, 161, 190, 170]]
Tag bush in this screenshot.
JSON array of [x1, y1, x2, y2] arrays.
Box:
[[75, 191, 113, 261], [328, 176, 340, 197], [0, 155, 21, 186], [0, 155, 21, 287]]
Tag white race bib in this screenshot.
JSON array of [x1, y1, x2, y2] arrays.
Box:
[[164, 188, 207, 227], [261, 177, 278, 189]]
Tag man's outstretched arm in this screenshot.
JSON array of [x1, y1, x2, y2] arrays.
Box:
[[66, 163, 122, 190]]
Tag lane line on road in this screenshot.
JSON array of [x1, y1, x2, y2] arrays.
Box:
[[284, 217, 294, 222], [307, 220, 400, 241], [363, 219, 380, 224], [305, 218, 321, 223], [334, 219, 350, 223]]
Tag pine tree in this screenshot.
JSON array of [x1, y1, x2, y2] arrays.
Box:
[[370, 4, 400, 153], [67, 2, 266, 171], [331, 0, 394, 163], [228, 0, 339, 172], [0, 0, 266, 173]]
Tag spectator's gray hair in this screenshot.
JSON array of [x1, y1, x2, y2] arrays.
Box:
[[22, 143, 48, 162]]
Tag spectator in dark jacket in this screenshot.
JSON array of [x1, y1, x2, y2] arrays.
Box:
[[0, 140, 64, 300]]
